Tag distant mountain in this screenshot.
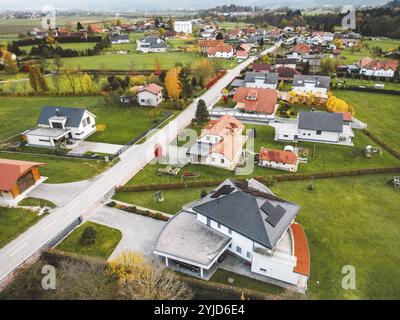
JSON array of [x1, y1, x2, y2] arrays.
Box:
[[0, 0, 389, 11]]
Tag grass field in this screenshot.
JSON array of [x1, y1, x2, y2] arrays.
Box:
[[334, 91, 400, 153], [18, 197, 56, 208], [114, 186, 212, 214], [334, 78, 400, 91], [0, 151, 111, 183], [0, 207, 42, 249], [271, 174, 400, 299], [56, 221, 122, 259], [124, 124, 400, 187], [0, 96, 165, 144]]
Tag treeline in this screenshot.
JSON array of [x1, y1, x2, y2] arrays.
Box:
[[29, 37, 111, 58], [13, 36, 102, 47]]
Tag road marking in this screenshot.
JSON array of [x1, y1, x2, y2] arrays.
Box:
[[41, 220, 57, 231], [9, 242, 28, 257]]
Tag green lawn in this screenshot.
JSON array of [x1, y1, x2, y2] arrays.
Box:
[[56, 221, 122, 260], [0, 207, 42, 248], [210, 269, 286, 296], [334, 91, 400, 153], [18, 197, 56, 208], [113, 187, 212, 214], [0, 151, 111, 183], [333, 78, 400, 92], [270, 174, 400, 300], [125, 124, 399, 186], [0, 96, 164, 144]]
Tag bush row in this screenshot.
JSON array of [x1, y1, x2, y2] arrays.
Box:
[[335, 86, 400, 95], [117, 166, 400, 192], [42, 249, 107, 267], [107, 201, 170, 221], [363, 130, 400, 159]]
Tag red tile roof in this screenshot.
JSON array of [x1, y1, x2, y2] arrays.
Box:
[[207, 45, 233, 55], [292, 44, 310, 55], [291, 223, 310, 277], [199, 39, 224, 48], [0, 159, 45, 192], [137, 83, 163, 95], [251, 63, 272, 72], [363, 59, 398, 71], [233, 87, 279, 114], [259, 147, 298, 165], [275, 66, 301, 79]]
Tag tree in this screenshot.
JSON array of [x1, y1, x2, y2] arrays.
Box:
[[216, 32, 224, 40], [320, 57, 339, 76], [1, 50, 18, 74], [303, 61, 310, 75], [165, 67, 181, 100], [82, 73, 93, 94], [154, 58, 162, 76], [179, 67, 192, 98], [62, 66, 80, 94], [81, 226, 97, 245], [29, 64, 48, 92], [107, 251, 192, 300], [77, 22, 84, 30], [326, 94, 353, 113], [191, 58, 215, 84], [195, 99, 209, 123], [53, 54, 63, 71]]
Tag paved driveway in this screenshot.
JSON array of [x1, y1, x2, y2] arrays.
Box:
[[67, 141, 123, 155], [27, 180, 93, 207], [89, 206, 166, 260]]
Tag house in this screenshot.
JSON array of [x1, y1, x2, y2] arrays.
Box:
[[229, 29, 242, 39], [186, 115, 246, 170], [275, 66, 302, 81], [301, 54, 323, 67], [358, 58, 398, 78], [292, 75, 331, 97], [109, 34, 130, 44], [198, 39, 224, 53], [0, 159, 46, 205], [286, 44, 311, 62], [22, 106, 96, 148], [136, 83, 163, 107], [136, 36, 167, 53], [233, 87, 279, 115], [174, 21, 192, 34], [274, 111, 354, 146], [235, 49, 248, 61], [258, 146, 298, 172], [274, 58, 297, 69], [312, 32, 334, 42], [153, 178, 310, 292], [207, 45, 234, 59], [243, 71, 279, 89]]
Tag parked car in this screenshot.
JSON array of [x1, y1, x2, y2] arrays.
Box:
[[174, 261, 200, 273]]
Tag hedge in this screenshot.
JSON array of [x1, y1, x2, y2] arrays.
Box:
[[335, 86, 400, 95], [117, 166, 400, 192], [107, 202, 170, 221]]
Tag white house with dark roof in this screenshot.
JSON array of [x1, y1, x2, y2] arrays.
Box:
[[22, 106, 96, 147], [153, 178, 310, 292], [109, 34, 130, 44], [274, 111, 354, 146], [292, 75, 331, 97], [243, 71, 279, 89], [136, 35, 167, 53]]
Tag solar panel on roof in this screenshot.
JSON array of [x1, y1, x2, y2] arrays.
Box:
[[211, 185, 235, 198], [265, 205, 286, 227], [260, 200, 275, 215]]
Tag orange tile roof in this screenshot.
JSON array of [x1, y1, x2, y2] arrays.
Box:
[[202, 115, 245, 162], [137, 83, 163, 95], [233, 87, 279, 114], [0, 159, 45, 192], [292, 44, 311, 55], [236, 49, 248, 57], [341, 112, 352, 121], [259, 147, 298, 165], [364, 59, 398, 71], [199, 39, 224, 47], [291, 223, 310, 277], [207, 45, 233, 55]]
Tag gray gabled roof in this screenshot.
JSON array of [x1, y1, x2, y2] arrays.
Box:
[[187, 142, 211, 156], [37, 106, 93, 128], [292, 75, 331, 88], [244, 71, 279, 85], [110, 34, 129, 41], [275, 58, 297, 65], [298, 111, 343, 132], [140, 35, 167, 48], [191, 179, 299, 250]]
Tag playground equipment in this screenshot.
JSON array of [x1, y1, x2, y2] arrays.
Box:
[[393, 176, 400, 189], [181, 171, 200, 179], [153, 191, 164, 203], [158, 166, 180, 176], [364, 145, 382, 158]]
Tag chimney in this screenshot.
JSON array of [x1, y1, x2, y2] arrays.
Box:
[[56, 108, 60, 116]]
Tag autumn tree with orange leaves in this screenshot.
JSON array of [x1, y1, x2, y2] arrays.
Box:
[[165, 67, 181, 100]]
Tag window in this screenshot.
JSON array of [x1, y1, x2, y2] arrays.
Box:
[[217, 223, 221, 228], [82, 119, 87, 127], [211, 157, 215, 162], [316, 130, 322, 135], [246, 251, 251, 259], [51, 122, 63, 129], [86, 117, 91, 125], [206, 136, 210, 141], [236, 246, 242, 254], [221, 159, 225, 164], [260, 268, 267, 272], [228, 229, 232, 235]]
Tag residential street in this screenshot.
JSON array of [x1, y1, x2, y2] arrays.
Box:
[[0, 43, 280, 283]]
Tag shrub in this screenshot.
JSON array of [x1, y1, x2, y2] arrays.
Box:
[[107, 201, 116, 207], [81, 226, 97, 245]]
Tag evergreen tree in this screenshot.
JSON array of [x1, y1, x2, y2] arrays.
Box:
[[195, 99, 209, 123]]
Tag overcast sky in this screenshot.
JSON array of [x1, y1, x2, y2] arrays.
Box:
[[0, 0, 387, 11]]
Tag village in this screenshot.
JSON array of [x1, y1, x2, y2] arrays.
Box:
[[0, 4, 399, 301]]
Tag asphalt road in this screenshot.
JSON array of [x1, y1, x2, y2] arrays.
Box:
[[0, 43, 280, 283]]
